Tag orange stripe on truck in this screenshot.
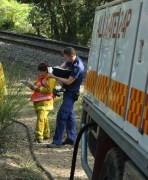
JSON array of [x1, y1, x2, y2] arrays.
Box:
[[107, 79, 127, 117], [94, 74, 109, 104], [126, 88, 144, 128], [143, 94, 148, 134], [84, 70, 97, 94]]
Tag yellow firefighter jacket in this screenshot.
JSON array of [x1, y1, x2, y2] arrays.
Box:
[[32, 75, 56, 111]]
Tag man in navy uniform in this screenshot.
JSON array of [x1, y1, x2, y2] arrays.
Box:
[[47, 47, 85, 148]]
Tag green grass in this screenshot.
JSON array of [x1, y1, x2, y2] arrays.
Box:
[[0, 61, 29, 132]]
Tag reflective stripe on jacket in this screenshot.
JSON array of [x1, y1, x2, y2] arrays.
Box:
[[31, 74, 53, 102], [34, 99, 54, 111]]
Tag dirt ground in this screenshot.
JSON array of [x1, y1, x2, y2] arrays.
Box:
[[17, 108, 93, 179], [12, 100, 94, 180]]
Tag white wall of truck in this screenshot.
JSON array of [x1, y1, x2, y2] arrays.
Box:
[[82, 0, 148, 179]]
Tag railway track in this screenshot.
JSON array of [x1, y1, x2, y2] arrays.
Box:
[[0, 31, 89, 61]]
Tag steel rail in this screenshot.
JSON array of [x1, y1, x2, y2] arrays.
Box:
[[0, 31, 89, 61]]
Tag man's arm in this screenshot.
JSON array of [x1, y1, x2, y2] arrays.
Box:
[[59, 62, 67, 68]]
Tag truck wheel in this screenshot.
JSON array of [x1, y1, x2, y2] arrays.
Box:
[[99, 147, 127, 180]]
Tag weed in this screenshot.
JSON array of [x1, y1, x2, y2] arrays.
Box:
[[0, 62, 28, 133]]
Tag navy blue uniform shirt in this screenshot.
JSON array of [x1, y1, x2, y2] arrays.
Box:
[[63, 56, 84, 91]]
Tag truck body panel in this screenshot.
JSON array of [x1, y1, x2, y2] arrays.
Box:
[[84, 9, 105, 102], [94, 5, 118, 115], [81, 0, 148, 179], [124, 0, 148, 151], [106, 0, 141, 128]]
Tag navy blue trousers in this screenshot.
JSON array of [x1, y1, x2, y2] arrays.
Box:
[[53, 92, 76, 145]]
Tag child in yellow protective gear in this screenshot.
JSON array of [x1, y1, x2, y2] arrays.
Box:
[[30, 63, 56, 143]]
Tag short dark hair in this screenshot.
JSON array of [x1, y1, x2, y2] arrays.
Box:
[[38, 63, 48, 71], [63, 47, 76, 56]]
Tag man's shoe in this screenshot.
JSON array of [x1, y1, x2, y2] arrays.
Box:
[[47, 143, 61, 148], [36, 139, 43, 143], [62, 139, 75, 146]]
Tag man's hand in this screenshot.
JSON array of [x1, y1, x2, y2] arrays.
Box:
[[48, 73, 55, 78], [24, 81, 37, 91], [20, 80, 38, 91]]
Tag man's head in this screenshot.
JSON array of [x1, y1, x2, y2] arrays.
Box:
[[38, 63, 48, 78], [63, 47, 76, 62]]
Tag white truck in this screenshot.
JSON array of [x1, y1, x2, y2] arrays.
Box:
[[81, 0, 148, 179]]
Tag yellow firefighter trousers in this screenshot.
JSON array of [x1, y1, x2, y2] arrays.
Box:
[[35, 110, 50, 140]]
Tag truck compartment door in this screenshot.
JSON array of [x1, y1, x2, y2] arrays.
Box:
[[106, 0, 141, 128], [84, 9, 105, 102], [124, 0, 148, 151], [93, 5, 121, 113], [139, 78, 148, 151]]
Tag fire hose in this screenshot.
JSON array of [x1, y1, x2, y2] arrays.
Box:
[[13, 120, 54, 180], [69, 122, 95, 180]]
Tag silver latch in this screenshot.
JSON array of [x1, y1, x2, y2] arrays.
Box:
[[138, 39, 144, 63]]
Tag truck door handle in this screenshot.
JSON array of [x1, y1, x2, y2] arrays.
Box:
[[138, 39, 144, 63], [114, 49, 121, 67]]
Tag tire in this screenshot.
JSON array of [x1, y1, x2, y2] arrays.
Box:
[[99, 147, 127, 180]]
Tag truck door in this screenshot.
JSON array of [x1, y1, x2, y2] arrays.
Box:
[[93, 5, 121, 113], [106, 0, 141, 128], [84, 9, 105, 102], [124, 0, 148, 151], [140, 76, 148, 151]]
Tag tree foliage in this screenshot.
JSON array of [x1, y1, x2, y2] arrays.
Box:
[[0, 0, 34, 33], [28, 0, 113, 45], [1, 0, 113, 45]]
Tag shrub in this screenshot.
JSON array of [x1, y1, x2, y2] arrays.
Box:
[[0, 62, 28, 132], [0, 0, 34, 33]]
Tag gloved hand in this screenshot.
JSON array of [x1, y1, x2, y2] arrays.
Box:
[[52, 88, 65, 97], [53, 89, 60, 97]]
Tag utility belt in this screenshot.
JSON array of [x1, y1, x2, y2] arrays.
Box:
[[64, 90, 80, 102], [73, 91, 80, 101], [53, 88, 80, 101]]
